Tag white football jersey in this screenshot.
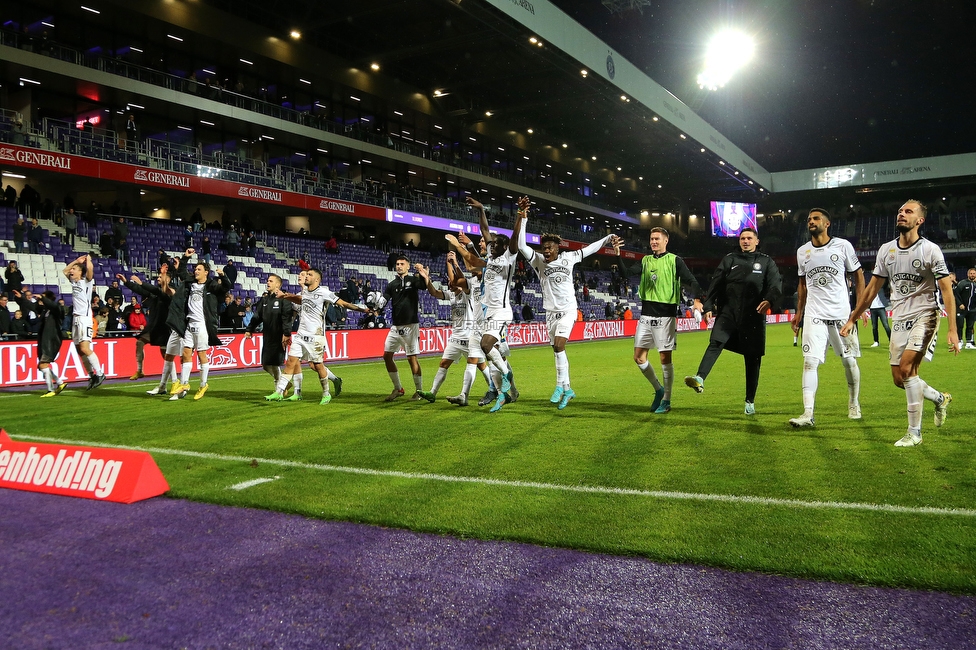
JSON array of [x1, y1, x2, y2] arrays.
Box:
[[187, 283, 206, 324], [872, 237, 949, 320], [296, 285, 338, 338], [480, 248, 517, 309], [527, 249, 584, 312], [447, 290, 473, 337], [796, 237, 860, 320], [70, 278, 94, 318], [468, 278, 485, 330]]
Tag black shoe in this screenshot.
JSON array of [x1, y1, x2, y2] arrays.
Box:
[[89, 374, 105, 390], [332, 376, 343, 397], [478, 390, 498, 407]]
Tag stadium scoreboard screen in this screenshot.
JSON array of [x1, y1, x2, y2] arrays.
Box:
[[710, 201, 758, 237]]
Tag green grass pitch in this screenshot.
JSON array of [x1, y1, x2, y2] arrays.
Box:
[[3, 322, 974, 593]]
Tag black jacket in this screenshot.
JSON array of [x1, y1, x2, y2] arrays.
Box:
[[126, 280, 173, 346], [17, 294, 64, 361], [703, 250, 783, 357], [247, 293, 295, 366], [166, 262, 232, 346]]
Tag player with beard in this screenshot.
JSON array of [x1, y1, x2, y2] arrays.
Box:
[[790, 209, 865, 427], [516, 201, 621, 409], [266, 268, 368, 404], [246, 274, 295, 393], [381, 254, 427, 401], [63, 254, 106, 390], [841, 200, 958, 446]]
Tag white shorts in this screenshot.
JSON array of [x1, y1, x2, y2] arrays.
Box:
[[71, 315, 94, 345], [442, 337, 469, 363], [889, 312, 938, 366], [546, 310, 577, 341], [167, 324, 208, 354], [466, 330, 486, 360], [288, 334, 325, 364], [800, 318, 860, 364], [634, 315, 677, 352], [483, 307, 512, 341], [384, 323, 420, 356]]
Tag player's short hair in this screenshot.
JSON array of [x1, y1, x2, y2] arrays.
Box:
[[267, 273, 282, 286], [540, 233, 562, 246], [493, 234, 510, 249], [808, 208, 830, 221], [195, 262, 211, 273], [740, 227, 759, 237], [650, 227, 670, 239], [42, 290, 56, 301], [396, 254, 410, 264], [307, 267, 322, 280], [904, 199, 927, 219]]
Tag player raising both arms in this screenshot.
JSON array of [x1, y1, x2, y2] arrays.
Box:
[[451, 196, 525, 413], [516, 200, 622, 409], [841, 200, 958, 447], [266, 268, 368, 405], [415, 253, 490, 404], [64, 254, 106, 390]]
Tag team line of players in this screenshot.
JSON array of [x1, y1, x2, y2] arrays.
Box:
[[22, 197, 959, 446]]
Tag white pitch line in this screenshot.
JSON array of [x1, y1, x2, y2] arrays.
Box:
[[228, 477, 279, 491], [11, 434, 976, 518]]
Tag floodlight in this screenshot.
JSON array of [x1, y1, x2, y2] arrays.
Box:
[[697, 30, 755, 90]]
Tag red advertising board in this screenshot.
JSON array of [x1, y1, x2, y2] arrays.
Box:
[[0, 143, 386, 220], [0, 430, 169, 503], [1, 321, 640, 387]]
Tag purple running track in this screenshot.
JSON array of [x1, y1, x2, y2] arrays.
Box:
[[1, 488, 974, 649]]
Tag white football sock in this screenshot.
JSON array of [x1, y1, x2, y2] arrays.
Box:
[[638, 360, 662, 391], [801, 357, 819, 416], [904, 376, 923, 431]]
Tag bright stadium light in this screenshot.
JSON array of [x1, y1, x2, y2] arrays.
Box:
[[697, 30, 755, 90]]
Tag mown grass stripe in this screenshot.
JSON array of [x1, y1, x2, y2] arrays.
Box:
[[13, 434, 976, 518]]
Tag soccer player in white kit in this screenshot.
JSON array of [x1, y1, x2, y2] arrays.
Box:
[[452, 196, 526, 413], [841, 200, 959, 447], [790, 208, 865, 427], [415, 253, 490, 404], [266, 268, 368, 405], [63, 254, 105, 390], [516, 210, 621, 409]]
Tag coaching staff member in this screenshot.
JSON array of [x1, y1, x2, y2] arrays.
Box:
[[685, 227, 782, 414], [245, 274, 295, 392]]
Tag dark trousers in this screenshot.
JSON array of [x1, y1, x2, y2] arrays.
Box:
[[696, 323, 763, 403], [65, 228, 76, 246], [960, 310, 976, 343], [870, 307, 891, 343]]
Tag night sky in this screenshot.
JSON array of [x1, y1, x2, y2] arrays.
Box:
[[549, 0, 976, 173]]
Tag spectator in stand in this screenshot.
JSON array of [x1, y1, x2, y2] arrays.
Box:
[[604, 302, 613, 320], [4, 184, 16, 206], [86, 201, 99, 233], [125, 114, 137, 150], [242, 304, 254, 329], [9, 308, 28, 336], [63, 207, 77, 246], [117, 238, 129, 266], [95, 307, 109, 335], [231, 296, 246, 330], [5, 261, 24, 299], [184, 224, 194, 249], [325, 235, 339, 254], [514, 278, 524, 305], [522, 303, 534, 322], [127, 303, 147, 332], [201, 236, 212, 265], [219, 294, 234, 329], [246, 231, 257, 257], [191, 207, 203, 232], [105, 281, 124, 306], [13, 216, 26, 253], [582, 283, 590, 302], [225, 225, 240, 254], [112, 217, 128, 249], [223, 259, 238, 286], [27, 217, 43, 254], [0, 294, 10, 334], [104, 298, 122, 333], [121, 296, 139, 322]]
